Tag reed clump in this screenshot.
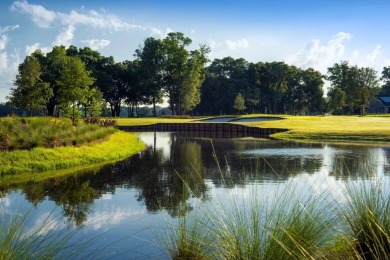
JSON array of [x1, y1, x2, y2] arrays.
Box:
[[163, 171, 390, 259], [340, 180, 390, 259], [0, 209, 77, 259]]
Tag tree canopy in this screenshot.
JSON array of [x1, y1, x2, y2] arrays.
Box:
[[7, 32, 388, 117]]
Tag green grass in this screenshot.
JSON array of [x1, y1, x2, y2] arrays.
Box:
[[0, 117, 116, 150], [247, 115, 390, 143], [117, 114, 390, 143], [341, 180, 390, 259], [0, 131, 145, 180]]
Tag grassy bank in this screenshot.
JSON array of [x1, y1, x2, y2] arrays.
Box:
[[251, 115, 390, 143], [116, 115, 390, 143], [0, 130, 145, 182]]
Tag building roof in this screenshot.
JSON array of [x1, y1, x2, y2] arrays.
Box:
[[378, 96, 390, 106]]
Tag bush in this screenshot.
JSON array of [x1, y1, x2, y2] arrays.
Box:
[[83, 117, 101, 125], [100, 119, 117, 127]]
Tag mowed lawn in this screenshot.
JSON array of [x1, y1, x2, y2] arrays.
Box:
[[248, 115, 390, 142], [116, 115, 390, 143]]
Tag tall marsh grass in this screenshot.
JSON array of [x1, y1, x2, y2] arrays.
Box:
[[0, 117, 116, 151], [341, 180, 390, 259], [162, 161, 390, 259], [0, 209, 78, 259]]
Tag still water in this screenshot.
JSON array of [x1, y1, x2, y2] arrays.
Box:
[[1, 132, 390, 259]]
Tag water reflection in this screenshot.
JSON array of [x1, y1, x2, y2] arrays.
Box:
[[1, 132, 390, 227]]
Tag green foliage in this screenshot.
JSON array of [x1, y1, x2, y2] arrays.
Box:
[[233, 92, 246, 113], [8, 55, 53, 114], [58, 56, 94, 125], [341, 181, 390, 259], [198, 59, 325, 115], [327, 61, 380, 115]]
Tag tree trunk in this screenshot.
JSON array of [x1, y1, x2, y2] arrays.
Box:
[[47, 102, 56, 117], [152, 96, 157, 117]]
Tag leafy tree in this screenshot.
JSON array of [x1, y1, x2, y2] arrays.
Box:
[[380, 66, 390, 94], [97, 60, 128, 117], [161, 32, 209, 115], [86, 88, 105, 117], [353, 67, 379, 115], [198, 57, 249, 115], [57, 56, 94, 125], [233, 92, 246, 114], [327, 62, 379, 115], [181, 44, 210, 114], [135, 37, 164, 116], [261, 62, 289, 114], [161, 32, 192, 115], [8, 55, 52, 115], [36, 46, 68, 116], [327, 87, 346, 113]]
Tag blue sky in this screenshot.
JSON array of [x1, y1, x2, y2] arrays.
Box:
[[1, 0, 390, 101]]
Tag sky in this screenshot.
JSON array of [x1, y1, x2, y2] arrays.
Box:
[[1, 0, 390, 102]]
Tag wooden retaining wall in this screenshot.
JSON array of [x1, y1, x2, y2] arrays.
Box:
[[118, 123, 287, 138]]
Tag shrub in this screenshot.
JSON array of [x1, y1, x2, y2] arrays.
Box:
[[100, 119, 117, 127], [83, 117, 101, 125]]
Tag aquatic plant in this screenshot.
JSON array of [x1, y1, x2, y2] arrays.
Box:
[[340, 179, 390, 259], [0, 209, 77, 259]]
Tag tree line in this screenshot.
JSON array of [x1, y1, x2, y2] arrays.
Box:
[[7, 31, 390, 117]]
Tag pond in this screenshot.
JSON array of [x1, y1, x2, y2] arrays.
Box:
[[1, 132, 390, 259]]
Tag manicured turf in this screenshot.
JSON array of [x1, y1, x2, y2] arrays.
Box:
[[116, 115, 390, 143]]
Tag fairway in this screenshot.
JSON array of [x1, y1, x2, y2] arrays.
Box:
[[251, 115, 390, 142], [116, 115, 390, 143]]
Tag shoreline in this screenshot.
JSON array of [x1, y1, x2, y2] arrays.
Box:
[[0, 131, 145, 185]]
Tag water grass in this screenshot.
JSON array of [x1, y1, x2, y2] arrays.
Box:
[[0, 209, 78, 259], [340, 179, 390, 259], [161, 150, 390, 259]]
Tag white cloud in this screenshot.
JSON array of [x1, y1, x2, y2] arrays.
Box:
[[0, 50, 20, 91], [11, 0, 143, 31], [53, 25, 75, 47], [80, 39, 110, 50], [150, 27, 174, 38], [0, 35, 8, 51], [10, 0, 56, 28], [87, 208, 147, 230], [25, 43, 51, 56], [25, 43, 40, 56], [0, 25, 20, 92], [286, 32, 352, 73], [366, 44, 382, 63], [0, 24, 20, 34], [225, 38, 249, 50]]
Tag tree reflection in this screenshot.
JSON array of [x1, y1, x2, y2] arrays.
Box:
[[2, 132, 388, 226], [329, 146, 382, 180]]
